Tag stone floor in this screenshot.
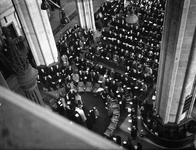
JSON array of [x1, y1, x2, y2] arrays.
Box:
[[49, 0, 105, 42]]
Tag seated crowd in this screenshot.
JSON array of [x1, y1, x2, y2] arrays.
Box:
[[58, 23, 94, 62], [95, 0, 165, 84], [36, 0, 167, 149], [37, 53, 151, 145]]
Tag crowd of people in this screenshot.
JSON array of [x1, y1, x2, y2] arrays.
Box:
[[36, 0, 167, 149], [56, 90, 99, 128], [58, 23, 94, 61], [95, 0, 165, 84]]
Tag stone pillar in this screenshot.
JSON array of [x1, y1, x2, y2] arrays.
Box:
[[76, 0, 96, 31], [17, 65, 45, 106], [156, 0, 196, 124], [0, 71, 10, 89], [12, 0, 58, 66]]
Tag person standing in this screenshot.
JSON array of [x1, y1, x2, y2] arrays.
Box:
[[131, 125, 137, 140], [75, 92, 83, 108], [101, 88, 109, 109], [136, 142, 142, 150], [86, 113, 93, 129], [75, 107, 87, 123], [72, 71, 79, 87], [93, 107, 99, 120]]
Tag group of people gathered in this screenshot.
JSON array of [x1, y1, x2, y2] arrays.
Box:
[[94, 0, 166, 85], [36, 0, 167, 149]]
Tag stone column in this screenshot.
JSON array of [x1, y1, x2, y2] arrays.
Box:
[[76, 0, 96, 31], [0, 71, 10, 89], [12, 0, 58, 66], [156, 0, 196, 124], [17, 65, 45, 106]]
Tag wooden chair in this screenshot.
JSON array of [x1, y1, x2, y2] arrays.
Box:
[[104, 128, 114, 138], [108, 121, 118, 130], [110, 98, 118, 106], [85, 82, 93, 92], [77, 81, 85, 92], [92, 83, 100, 93], [125, 96, 132, 103], [111, 113, 120, 123], [112, 104, 120, 115]]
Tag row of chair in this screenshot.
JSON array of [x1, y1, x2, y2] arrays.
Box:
[[104, 97, 121, 138], [77, 81, 94, 93]]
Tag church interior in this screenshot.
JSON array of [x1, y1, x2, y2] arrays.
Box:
[[0, 0, 196, 149]]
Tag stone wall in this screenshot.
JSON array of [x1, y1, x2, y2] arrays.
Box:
[[0, 0, 23, 36], [0, 0, 12, 14]]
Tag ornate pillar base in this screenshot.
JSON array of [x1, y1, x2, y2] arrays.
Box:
[[17, 65, 44, 106], [140, 106, 195, 149]]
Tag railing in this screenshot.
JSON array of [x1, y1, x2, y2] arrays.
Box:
[[141, 120, 195, 149], [0, 85, 123, 149]]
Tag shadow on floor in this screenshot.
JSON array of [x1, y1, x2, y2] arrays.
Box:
[[81, 93, 129, 140], [81, 93, 111, 136]]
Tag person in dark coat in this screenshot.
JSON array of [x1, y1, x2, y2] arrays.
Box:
[[48, 75, 57, 91], [131, 126, 137, 140], [136, 142, 142, 150], [74, 56, 80, 70], [110, 80, 118, 96], [89, 108, 96, 124], [123, 136, 133, 150], [86, 113, 93, 129], [42, 76, 48, 89], [65, 65, 73, 76], [101, 89, 109, 108], [91, 71, 99, 85], [83, 70, 91, 85], [49, 66, 56, 77], [78, 70, 84, 82], [116, 135, 121, 146], [79, 58, 85, 71], [38, 67, 48, 78]]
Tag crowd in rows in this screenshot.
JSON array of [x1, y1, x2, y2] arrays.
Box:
[[37, 56, 148, 150], [57, 23, 94, 63], [37, 59, 149, 107], [36, 0, 167, 149], [56, 89, 100, 129], [94, 0, 166, 84]]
